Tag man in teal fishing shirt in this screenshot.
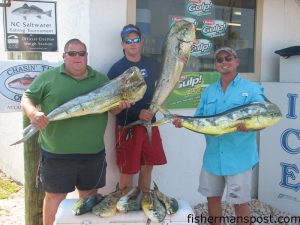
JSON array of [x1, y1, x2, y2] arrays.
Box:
[[174, 46, 264, 225]]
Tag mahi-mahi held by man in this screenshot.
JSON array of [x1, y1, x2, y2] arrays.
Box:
[[152, 97, 282, 135], [11, 66, 147, 146], [125, 20, 196, 141]]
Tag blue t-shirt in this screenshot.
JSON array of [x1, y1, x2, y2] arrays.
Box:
[[194, 74, 264, 176], [107, 56, 160, 126]]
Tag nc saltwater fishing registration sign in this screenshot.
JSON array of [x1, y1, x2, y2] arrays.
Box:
[[4, 0, 57, 52], [0, 60, 59, 112]]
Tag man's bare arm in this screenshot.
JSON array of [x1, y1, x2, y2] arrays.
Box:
[[20, 96, 48, 130]]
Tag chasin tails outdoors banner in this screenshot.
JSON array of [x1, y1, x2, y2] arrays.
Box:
[[0, 61, 60, 112]]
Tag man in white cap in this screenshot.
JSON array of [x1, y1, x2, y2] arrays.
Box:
[[174, 46, 265, 225]]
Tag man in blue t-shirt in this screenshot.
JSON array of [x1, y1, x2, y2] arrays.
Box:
[[107, 24, 167, 195], [174, 47, 264, 225]]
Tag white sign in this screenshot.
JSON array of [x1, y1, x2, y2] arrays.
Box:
[[259, 82, 300, 216], [4, 0, 57, 51], [0, 60, 60, 112]]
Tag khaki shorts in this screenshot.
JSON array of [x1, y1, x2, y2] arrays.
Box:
[[198, 167, 252, 204]]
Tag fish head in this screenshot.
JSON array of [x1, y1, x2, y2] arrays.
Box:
[[121, 66, 147, 102], [141, 192, 153, 208], [171, 20, 196, 43], [167, 20, 196, 64], [92, 189, 122, 217], [264, 102, 283, 124]]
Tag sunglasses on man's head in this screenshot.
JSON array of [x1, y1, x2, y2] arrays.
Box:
[[124, 37, 141, 45], [216, 55, 236, 63], [65, 51, 87, 57]]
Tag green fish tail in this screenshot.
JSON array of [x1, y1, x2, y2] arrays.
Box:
[[10, 125, 38, 146]]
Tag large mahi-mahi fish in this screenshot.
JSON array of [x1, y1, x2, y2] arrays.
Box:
[[126, 20, 196, 141], [11, 66, 147, 145], [152, 98, 282, 135]]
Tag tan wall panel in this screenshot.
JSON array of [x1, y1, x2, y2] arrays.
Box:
[[127, 0, 136, 24]]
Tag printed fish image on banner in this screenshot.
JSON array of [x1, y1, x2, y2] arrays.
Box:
[[191, 39, 213, 57], [7, 74, 36, 90], [0, 63, 53, 102], [201, 20, 228, 38], [11, 3, 52, 20], [186, 0, 213, 16]]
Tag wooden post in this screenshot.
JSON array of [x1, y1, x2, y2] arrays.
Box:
[[8, 52, 45, 225]]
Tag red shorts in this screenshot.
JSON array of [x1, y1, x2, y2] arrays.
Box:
[[115, 125, 167, 174]]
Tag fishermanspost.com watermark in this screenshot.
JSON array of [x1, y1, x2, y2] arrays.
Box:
[[187, 213, 300, 224]]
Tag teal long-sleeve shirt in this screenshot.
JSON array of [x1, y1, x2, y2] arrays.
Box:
[[194, 74, 264, 176]]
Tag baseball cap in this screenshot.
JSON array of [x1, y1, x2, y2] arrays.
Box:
[[121, 24, 141, 40], [214, 47, 238, 59]]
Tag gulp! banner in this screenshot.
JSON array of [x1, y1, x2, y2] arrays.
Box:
[[0, 60, 60, 112], [165, 71, 219, 109]]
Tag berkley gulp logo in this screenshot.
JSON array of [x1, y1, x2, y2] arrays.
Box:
[[191, 39, 212, 57], [0, 64, 53, 102], [201, 20, 228, 38], [178, 75, 202, 89], [172, 16, 198, 27], [186, 0, 213, 16]]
